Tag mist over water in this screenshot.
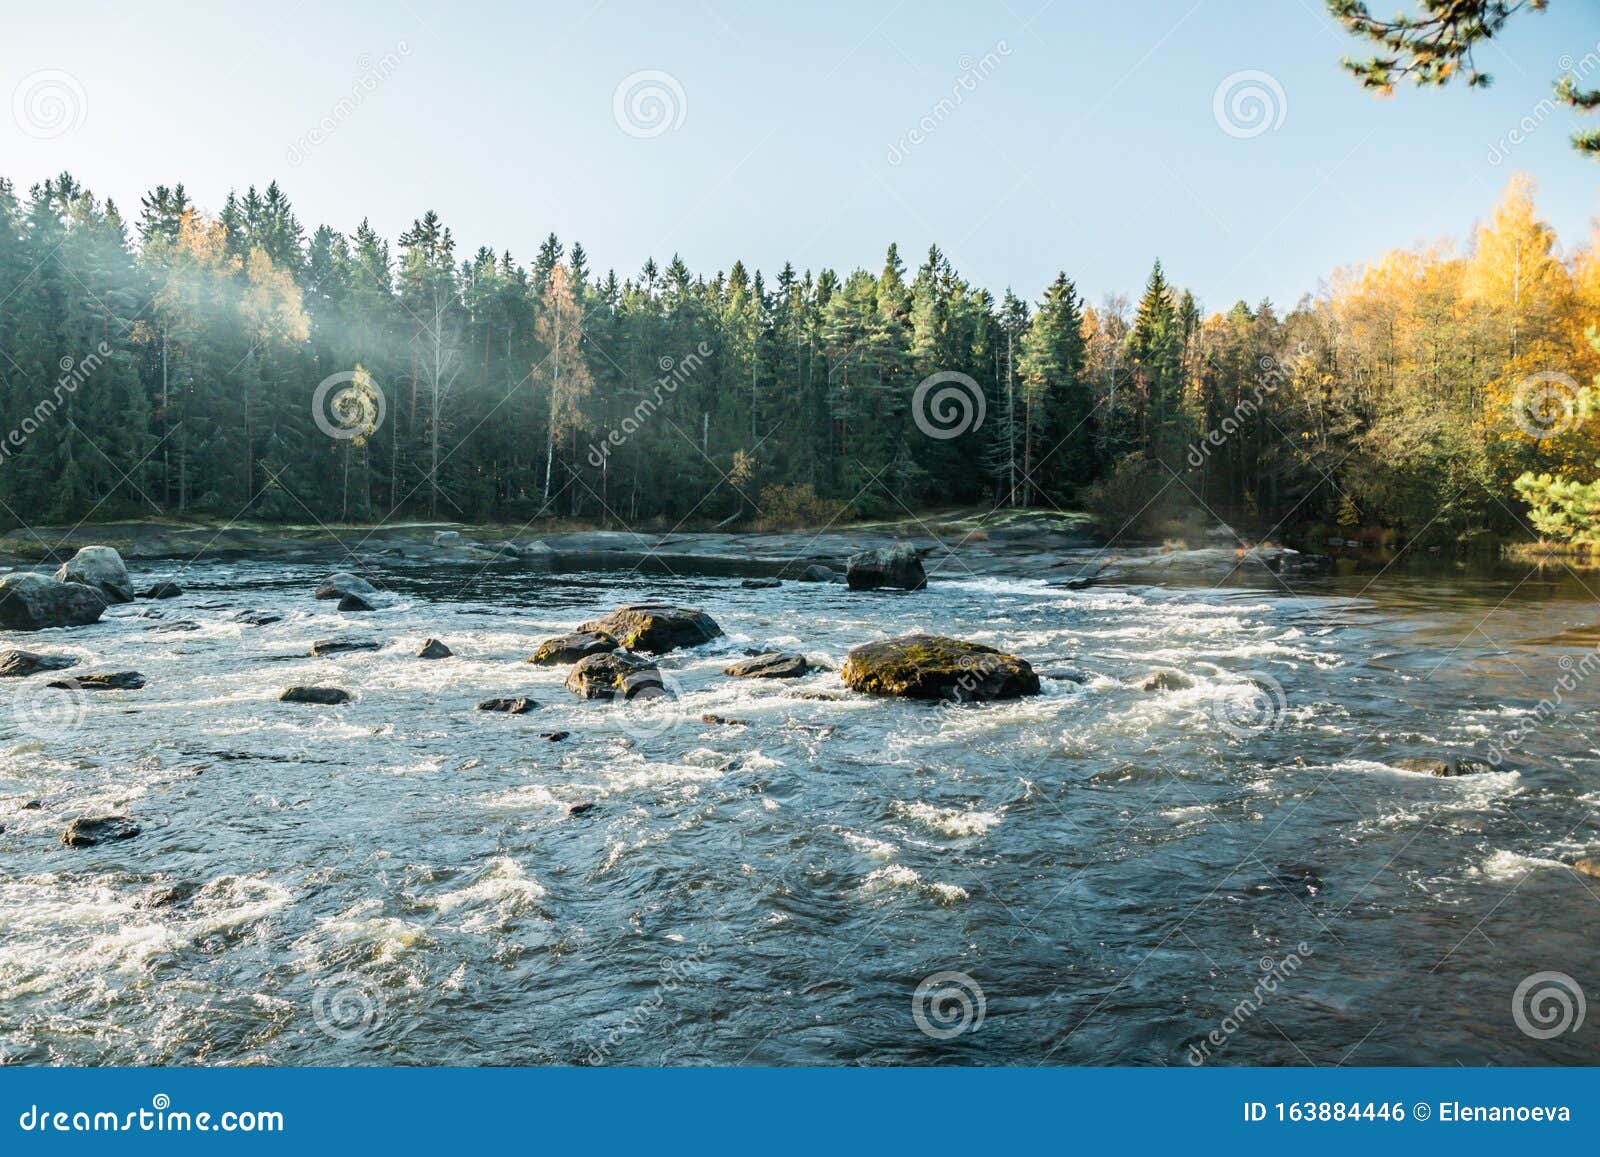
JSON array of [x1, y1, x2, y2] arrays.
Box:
[[1, 554, 1595, 1065]]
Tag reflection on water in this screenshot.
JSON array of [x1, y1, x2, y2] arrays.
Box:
[[1, 551, 1597, 1065]]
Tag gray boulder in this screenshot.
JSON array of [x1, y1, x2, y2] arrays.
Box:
[[280, 686, 351, 705], [0, 573, 108, 630], [724, 652, 811, 679], [845, 543, 927, 591], [54, 546, 134, 603], [314, 572, 377, 601], [61, 815, 141, 847], [0, 649, 78, 678], [566, 651, 663, 700]]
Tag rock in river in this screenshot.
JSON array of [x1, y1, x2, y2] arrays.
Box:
[[0, 649, 78, 678], [845, 543, 927, 591], [338, 593, 376, 612], [138, 581, 184, 599], [49, 671, 145, 691], [724, 652, 811, 679], [529, 630, 618, 665], [1392, 757, 1495, 777], [417, 638, 452, 659], [576, 604, 722, 654], [1572, 857, 1600, 879], [54, 546, 134, 604], [841, 634, 1039, 701], [0, 572, 108, 630], [798, 564, 837, 583], [314, 571, 378, 601], [741, 578, 782, 589], [310, 637, 382, 657], [478, 696, 538, 714], [566, 651, 663, 700], [1141, 670, 1194, 692], [60, 815, 141, 848], [280, 686, 351, 705]]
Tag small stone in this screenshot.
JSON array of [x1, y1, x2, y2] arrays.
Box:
[[701, 713, 748, 726], [478, 697, 538, 714], [338, 593, 375, 612], [540, 730, 570, 742], [568, 801, 597, 816], [798, 565, 836, 583], [280, 686, 351, 705], [1141, 671, 1193, 692], [22, 799, 42, 810], [50, 672, 145, 691], [314, 572, 378, 601], [310, 637, 382, 657], [741, 578, 782, 589], [60, 815, 140, 848], [417, 638, 452, 659], [724, 652, 811, 679], [139, 581, 184, 599], [234, 610, 283, 627], [0, 650, 78, 678]]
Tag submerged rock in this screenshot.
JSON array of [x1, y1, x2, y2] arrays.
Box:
[[139, 580, 184, 599], [845, 543, 927, 591], [723, 652, 811, 679], [233, 610, 283, 627], [337, 593, 376, 612], [0, 572, 108, 630], [841, 634, 1039, 701], [433, 530, 462, 547], [60, 815, 140, 848], [529, 630, 618, 665], [701, 713, 748, 726], [50, 671, 145, 691], [1572, 857, 1600, 879], [1392, 757, 1495, 777], [576, 604, 722, 654], [741, 577, 782, 589], [540, 730, 570, 742], [310, 637, 382, 657], [568, 801, 597, 816], [798, 564, 837, 583], [416, 638, 453, 659], [0, 649, 78, 678], [478, 696, 538, 714], [280, 686, 351, 705], [314, 572, 377, 601], [566, 651, 663, 700], [1141, 670, 1194, 692], [54, 546, 134, 604]]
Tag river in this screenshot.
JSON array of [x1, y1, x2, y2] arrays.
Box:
[[1, 549, 1596, 1065]]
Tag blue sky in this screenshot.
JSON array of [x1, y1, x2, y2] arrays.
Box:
[[4, 0, 1597, 310]]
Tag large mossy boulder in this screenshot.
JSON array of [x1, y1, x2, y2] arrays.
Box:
[[0, 573, 108, 630], [841, 634, 1039, 701], [566, 651, 663, 700], [576, 604, 721, 654], [846, 543, 927, 591], [54, 546, 134, 604], [529, 630, 618, 665]]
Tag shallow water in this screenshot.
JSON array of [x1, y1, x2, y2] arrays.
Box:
[[2, 552, 1597, 1065]]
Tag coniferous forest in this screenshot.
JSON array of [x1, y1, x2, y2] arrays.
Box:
[[3, 170, 1600, 544]]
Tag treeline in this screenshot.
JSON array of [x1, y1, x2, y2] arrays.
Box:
[[0, 171, 1596, 543]]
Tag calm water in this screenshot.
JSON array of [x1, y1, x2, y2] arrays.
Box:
[[2, 551, 1597, 1065]]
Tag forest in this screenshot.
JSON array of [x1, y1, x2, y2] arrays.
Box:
[[1, 170, 1598, 546]]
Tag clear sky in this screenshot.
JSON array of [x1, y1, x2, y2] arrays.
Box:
[[3, 0, 1597, 311]]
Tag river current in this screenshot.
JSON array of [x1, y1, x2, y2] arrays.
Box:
[[2, 551, 1597, 1065]]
